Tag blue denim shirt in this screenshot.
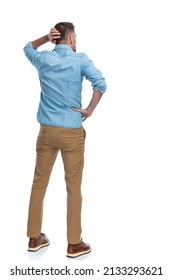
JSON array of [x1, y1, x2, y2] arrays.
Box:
[[23, 42, 107, 128]]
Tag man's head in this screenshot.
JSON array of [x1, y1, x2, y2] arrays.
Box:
[[54, 22, 76, 51]]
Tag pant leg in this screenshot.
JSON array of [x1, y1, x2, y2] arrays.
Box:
[[61, 126, 86, 244], [27, 126, 59, 237]]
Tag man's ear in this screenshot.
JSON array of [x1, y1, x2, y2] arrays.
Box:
[[69, 33, 74, 45]]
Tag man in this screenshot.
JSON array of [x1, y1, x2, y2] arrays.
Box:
[[23, 22, 107, 258]]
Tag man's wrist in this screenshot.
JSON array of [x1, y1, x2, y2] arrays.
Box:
[[86, 107, 93, 116]]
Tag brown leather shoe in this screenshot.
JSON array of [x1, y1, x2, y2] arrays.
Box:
[[28, 233, 50, 252], [67, 239, 91, 258]]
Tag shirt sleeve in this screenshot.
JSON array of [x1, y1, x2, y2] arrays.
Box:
[[81, 54, 107, 94], [23, 42, 40, 67]]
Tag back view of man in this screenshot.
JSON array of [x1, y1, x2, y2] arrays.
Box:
[[23, 22, 107, 258]]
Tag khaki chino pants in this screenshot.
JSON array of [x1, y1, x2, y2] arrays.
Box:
[[27, 125, 86, 244]]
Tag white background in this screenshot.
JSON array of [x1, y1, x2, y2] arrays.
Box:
[[0, 0, 173, 279]]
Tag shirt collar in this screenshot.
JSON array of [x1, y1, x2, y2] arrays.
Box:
[[53, 44, 73, 51]]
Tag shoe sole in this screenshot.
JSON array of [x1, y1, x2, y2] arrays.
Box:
[[66, 248, 91, 258], [28, 242, 50, 252]]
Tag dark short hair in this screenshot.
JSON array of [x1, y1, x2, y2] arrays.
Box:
[[54, 22, 75, 44]]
